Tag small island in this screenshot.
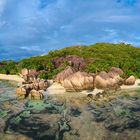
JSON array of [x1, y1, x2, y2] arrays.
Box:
[[0, 43, 140, 140], [0, 43, 139, 97]]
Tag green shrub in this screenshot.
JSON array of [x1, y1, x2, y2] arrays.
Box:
[[39, 72, 48, 79], [0, 61, 18, 74]]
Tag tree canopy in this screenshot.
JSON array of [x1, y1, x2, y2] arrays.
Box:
[[0, 43, 140, 78]]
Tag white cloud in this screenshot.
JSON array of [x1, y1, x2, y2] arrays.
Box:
[[0, 0, 6, 15], [20, 46, 43, 51], [95, 15, 134, 23], [0, 0, 140, 60]]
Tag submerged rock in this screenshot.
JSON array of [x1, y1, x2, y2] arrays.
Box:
[[69, 107, 81, 117], [5, 112, 59, 140], [89, 96, 140, 132], [1, 75, 140, 140]]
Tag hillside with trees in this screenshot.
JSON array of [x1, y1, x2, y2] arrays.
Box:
[[0, 43, 140, 79]]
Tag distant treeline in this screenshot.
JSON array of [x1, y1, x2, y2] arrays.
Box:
[[0, 43, 140, 79]]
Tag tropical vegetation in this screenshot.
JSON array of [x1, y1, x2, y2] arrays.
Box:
[[0, 43, 140, 79]]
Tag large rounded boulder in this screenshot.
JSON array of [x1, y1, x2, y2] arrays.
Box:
[[94, 75, 107, 89], [62, 72, 94, 92], [16, 87, 29, 99], [55, 66, 76, 84], [94, 71, 124, 90], [98, 71, 110, 80], [124, 75, 136, 85], [38, 80, 49, 90], [29, 90, 44, 100]]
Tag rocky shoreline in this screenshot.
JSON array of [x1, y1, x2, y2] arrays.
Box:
[[0, 66, 140, 100], [13, 66, 139, 100], [0, 73, 140, 140], [0, 82, 140, 140]]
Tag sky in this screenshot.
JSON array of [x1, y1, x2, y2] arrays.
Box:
[[0, 0, 140, 60]]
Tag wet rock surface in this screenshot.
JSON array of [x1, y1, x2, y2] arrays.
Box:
[[0, 80, 140, 140], [88, 97, 140, 132]]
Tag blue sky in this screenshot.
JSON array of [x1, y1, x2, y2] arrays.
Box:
[[0, 0, 140, 60]]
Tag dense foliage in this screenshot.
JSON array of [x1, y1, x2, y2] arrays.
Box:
[[1, 43, 140, 78], [0, 61, 18, 74]]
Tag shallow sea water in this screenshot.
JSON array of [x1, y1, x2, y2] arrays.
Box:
[[0, 80, 140, 140]]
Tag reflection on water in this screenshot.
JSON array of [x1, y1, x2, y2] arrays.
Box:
[[0, 80, 140, 140]]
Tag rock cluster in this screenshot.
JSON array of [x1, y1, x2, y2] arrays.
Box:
[[55, 66, 136, 92], [21, 68, 39, 83], [16, 79, 49, 100], [16, 69, 49, 100], [17, 66, 136, 98], [53, 55, 86, 71]]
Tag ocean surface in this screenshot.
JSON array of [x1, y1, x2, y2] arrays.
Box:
[[0, 80, 140, 140]]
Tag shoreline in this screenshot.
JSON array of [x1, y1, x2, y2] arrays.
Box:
[[0, 74, 24, 83], [0, 73, 140, 96], [47, 79, 140, 96], [120, 79, 140, 90]]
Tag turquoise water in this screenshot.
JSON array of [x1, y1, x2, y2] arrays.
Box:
[[0, 80, 140, 140]]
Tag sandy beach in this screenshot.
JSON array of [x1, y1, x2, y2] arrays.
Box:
[[47, 79, 140, 95], [121, 79, 140, 89], [0, 74, 24, 83], [0, 73, 140, 95], [47, 82, 66, 95]]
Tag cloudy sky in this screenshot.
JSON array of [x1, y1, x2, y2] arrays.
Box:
[[0, 0, 140, 60]]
